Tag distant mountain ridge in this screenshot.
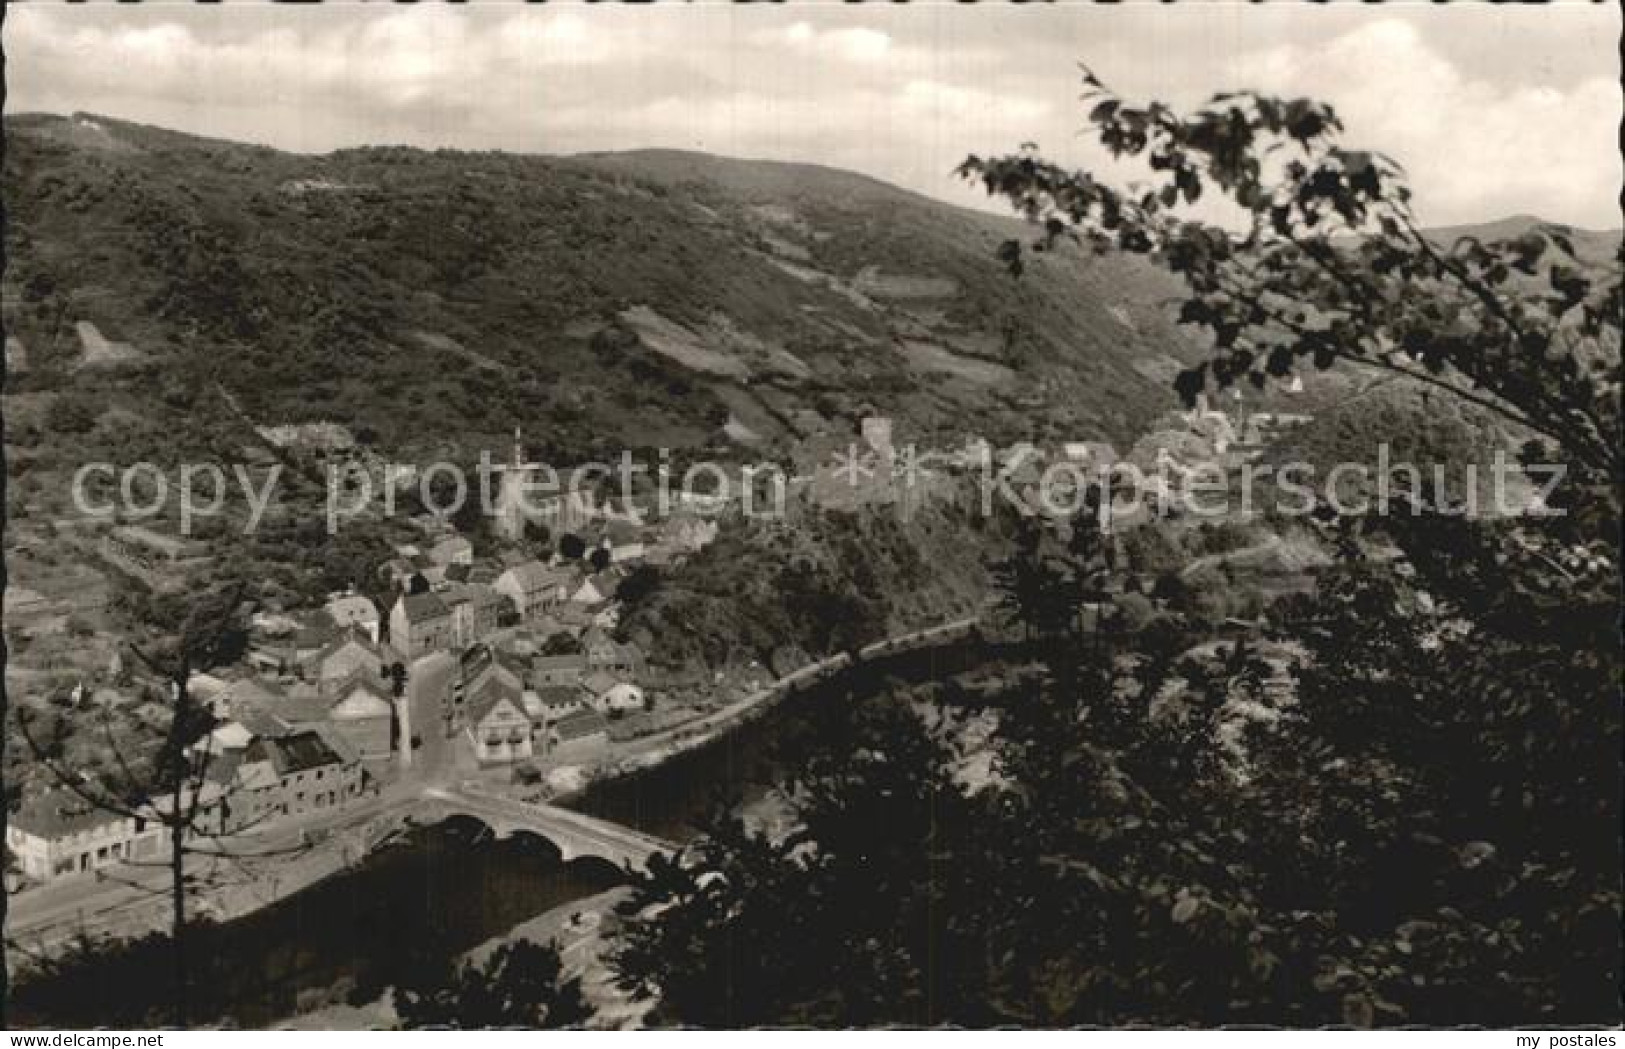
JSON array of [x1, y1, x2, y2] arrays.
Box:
[[1424, 214, 1621, 271], [1427, 212, 1621, 245]]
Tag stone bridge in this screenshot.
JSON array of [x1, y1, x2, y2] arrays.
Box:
[[419, 786, 675, 870]]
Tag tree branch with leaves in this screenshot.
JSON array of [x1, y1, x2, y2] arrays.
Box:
[[959, 68, 1621, 480]]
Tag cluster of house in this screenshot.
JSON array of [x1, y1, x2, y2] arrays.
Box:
[[453, 622, 650, 766], [5, 631, 393, 886], [8, 728, 370, 887], [253, 506, 697, 775], [10, 448, 736, 887], [917, 393, 1316, 529], [384, 512, 713, 659]]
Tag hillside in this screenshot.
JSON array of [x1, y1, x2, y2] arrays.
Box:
[[619, 486, 1004, 671], [6, 113, 1611, 656], [2, 112, 1206, 494]]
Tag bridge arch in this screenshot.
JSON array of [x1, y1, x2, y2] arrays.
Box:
[[413, 789, 675, 872]]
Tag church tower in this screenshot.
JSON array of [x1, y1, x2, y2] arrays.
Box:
[[494, 427, 532, 542]]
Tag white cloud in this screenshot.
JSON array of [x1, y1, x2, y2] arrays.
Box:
[[1233, 19, 1621, 228], [763, 22, 894, 64], [899, 80, 1051, 124]]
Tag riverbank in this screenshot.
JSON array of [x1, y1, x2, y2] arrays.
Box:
[[565, 621, 1007, 842], [553, 615, 983, 800]]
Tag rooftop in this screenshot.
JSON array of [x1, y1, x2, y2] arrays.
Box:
[[277, 684, 335, 725], [312, 631, 384, 670], [445, 583, 508, 611], [324, 593, 380, 622], [533, 685, 582, 709], [245, 730, 349, 777], [234, 704, 294, 739], [332, 675, 394, 711], [552, 708, 609, 742], [218, 677, 285, 716], [467, 675, 528, 726], [12, 789, 131, 839], [500, 560, 574, 593], [398, 590, 450, 622], [532, 654, 587, 673]]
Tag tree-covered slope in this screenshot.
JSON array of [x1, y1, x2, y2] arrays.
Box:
[[4, 112, 1207, 485]]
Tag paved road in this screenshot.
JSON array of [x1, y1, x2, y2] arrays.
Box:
[[406, 651, 457, 781]]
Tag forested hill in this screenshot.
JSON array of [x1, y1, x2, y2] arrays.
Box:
[[3, 111, 1210, 474]]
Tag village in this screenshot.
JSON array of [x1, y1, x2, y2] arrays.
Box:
[[6, 432, 722, 890], [5, 394, 1312, 897]]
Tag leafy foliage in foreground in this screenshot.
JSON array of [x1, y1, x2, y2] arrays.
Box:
[[605, 75, 1621, 1027], [394, 940, 592, 1030], [610, 506, 1619, 1026], [959, 70, 1620, 479]]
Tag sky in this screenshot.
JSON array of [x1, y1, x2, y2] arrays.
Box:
[[6, 3, 1621, 229]]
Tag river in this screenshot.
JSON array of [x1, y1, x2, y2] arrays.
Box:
[[564, 636, 1007, 842], [9, 636, 1005, 1029]]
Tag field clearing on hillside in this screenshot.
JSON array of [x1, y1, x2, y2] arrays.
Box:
[[620, 305, 751, 379], [37, 114, 142, 154], [897, 306, 949, 328], [803, 310, 878, 345], [750, 203, 813, 234], [942, 330, 1004, 360], [723, 415, 762, 444], [1133, 354, 1184, 385], [74, 320, 144, 369], [757, 254, 880, 314], [898, 340, 1015, 385], [702, 312, 813, 380], [1107, 305, 1140, 332], [709, 384, 788, 445], [409, 330, 508, 372], [762, 256, 823, 283], [760, 231, 811, 261], [853, 266, 959, 300]]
